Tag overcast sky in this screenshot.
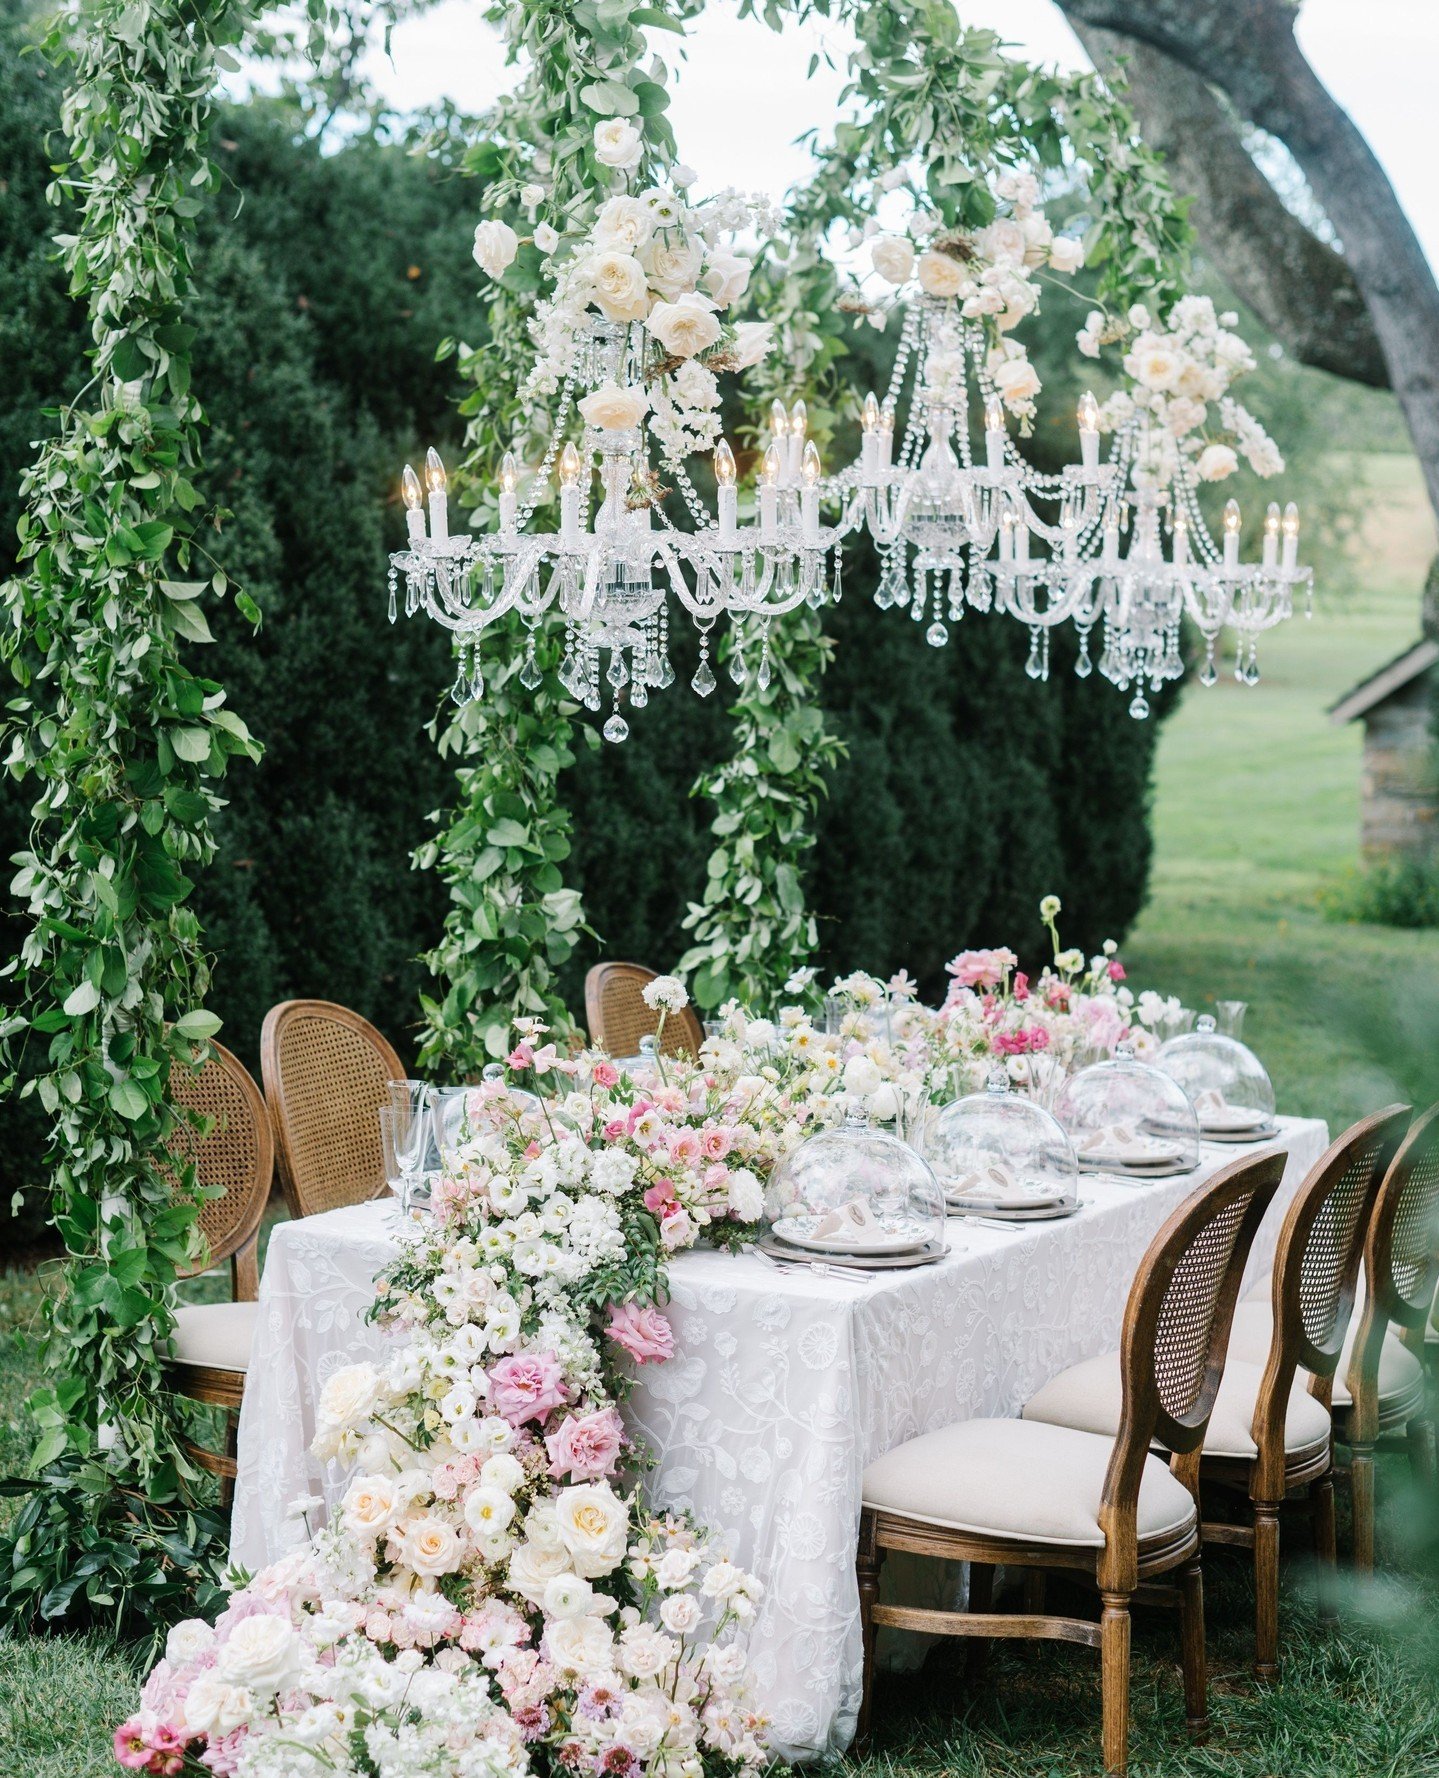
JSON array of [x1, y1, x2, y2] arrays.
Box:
[[347, 0, 1439, 269]]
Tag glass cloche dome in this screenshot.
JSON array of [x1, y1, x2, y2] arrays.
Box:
[[1053, 1042, 1201, 1174], [1156, 1015, 1276, 1137], [766, 1111, 947, 1257], [924, 1069, 1079, 1209]]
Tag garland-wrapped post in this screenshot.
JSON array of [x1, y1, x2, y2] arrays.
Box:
[[0, 0, 260, 1635]]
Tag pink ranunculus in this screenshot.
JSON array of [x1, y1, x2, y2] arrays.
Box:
[[643, 1179, 678, 1217], [591, 1060, 619, 1088], [946, 947, 1018, 990], [699, 1125, 732, 1161], [489, 1351, 569, 1425], [606, 1299, 674, 1365], [545, 1405, 626, 1480], [1108, 960, 1126, 981]]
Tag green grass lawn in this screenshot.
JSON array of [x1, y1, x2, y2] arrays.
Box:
[[3, 452, 1438, 1775]]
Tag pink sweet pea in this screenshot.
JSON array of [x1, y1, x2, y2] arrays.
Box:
[[545, 1406, 626, 1480], [606, 1300, 675, 1365], [507, 1042, 535, 1070], [1013, 971, 1030, 1001], [489, 1351, 569, 1425]]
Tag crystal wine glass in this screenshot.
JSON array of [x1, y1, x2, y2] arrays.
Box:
[[1215, 1000, 1248, 1039], [387, 1079, 431, 1214]]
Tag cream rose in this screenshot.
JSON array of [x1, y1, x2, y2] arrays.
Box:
[[578, 382, 650, 431], [341, 1473, 401, 1541], [593, 118, 643, 170], [401, 1514, 465, 1577], [644, 237, 704, 301], [1196, 443, 1239, 481], [594, 195, 654, 253], [659, 1592, 702, 1635], [316, 1362, 380, 1431], [870, 234, 915, 285], [472, 219, 519, 279], [916, 251, 967, 297], [184, 1676, 254, 1738], [1126, 336, 1183, 393], [703, 250, 751, 309], [165, 1618, 216, 1666], [508, 1538, 571, 1605], [992, 354, 1042, 408], [545, 1615, 616, 1676], [1048, 234, 1085, 275], [647, 292, 722, 359], [554, 1482, 630, 1578], [217, 1615, 300, 1696], [584, 250, 650, 323]]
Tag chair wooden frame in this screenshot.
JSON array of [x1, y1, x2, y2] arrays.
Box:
[[160, 1039, 274, 1503], [584, 961, 704, 1060], [260, 998, 406, 1219], [857, 1149, 1287, 1777], [1198, 1103, 1410, 1676], [1336, 1103, 1439, 1570]]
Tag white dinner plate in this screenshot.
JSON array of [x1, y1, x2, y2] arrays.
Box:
[[1199, 1105, 1269, 1133], [771, 1214, 933, 1257], [944, 1181, 1067, 1212]]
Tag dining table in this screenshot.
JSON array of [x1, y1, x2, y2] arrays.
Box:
[[231, 1114, 1327, 1761]]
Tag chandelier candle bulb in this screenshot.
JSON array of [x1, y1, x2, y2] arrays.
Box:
[[1061, 508, 1079, 561], [861, 392, 881, 478], [1173, 505, 1190, 565], [800, 439, 822, 543], [759, 441, 781, 539], [788, 399, 808, 479], [498, 452, 520, 532], [1102, 507, 1120, 566], [1282, 501, 1301, 569], [424, 447, 449, 541], [1223, 497, 1242, 568], [1078, 390, 1101, 472], [879, 400, 895, 469], [714, 438, 738, 541], [558, 441, 582, 547], [1262, 501, 1280, 568], [401, 463, 425, 544], [984, 395, 1006, 473]]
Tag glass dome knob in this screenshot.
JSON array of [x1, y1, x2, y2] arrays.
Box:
[[1196, 1014, 1217, 1034], [639, 1035, 657, 1058], [985, 1064, 1010, 1095], [482, 1063, 504, 1083], [1115, 1040, 1135, 1060]]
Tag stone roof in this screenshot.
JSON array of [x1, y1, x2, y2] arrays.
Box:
[[1328, 637, 1439, 725]]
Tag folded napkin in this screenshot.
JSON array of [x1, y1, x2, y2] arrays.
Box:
[[1194, 1090, 1266, 1131], [1079, 1124, 1178, 1164], [813, 1198, 882, 1240], [944, 1161, 1018, 1197]]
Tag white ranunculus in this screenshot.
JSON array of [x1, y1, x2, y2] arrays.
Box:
[[217, 1614, 300, 1696], [703, 250, 751, 308], [316, 1362, 380, 1431], [593, 195, 655, 253], [659, 1592, 702, 1635], [184, 1676, 255, 1737], [594, 118, 643, 169], [479, 1451, 526, 1495], [584, 250, 650, 323], [992, 354, 1042, 408], [870, 234, 915, 284], [554, 1482, 630, 1578], [578, 382, 650, 431], [1195, 443, 1239, 481], [508, 1538, 572, 1605], [472, 219, 519, 279], [728, 321, 774, 370], [165, 1618, 215, 1666], [462, 1485, 516, 1539], [543, 1571, 606, 1620], [1048, 234, 1085, 275], [545, 1614, 616, 1676], [401, 1514, 465, 1577], [842, 1054, 883, 1098], [647, 292, 722, 359], [341, 1473, 401, 1541], [915, 250, 967, 297]]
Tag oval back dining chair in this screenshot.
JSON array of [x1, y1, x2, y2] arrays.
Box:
[[161, 1038, 274, 1505], [261, 999, 405, 1219], [584, 961, 703, 1060], [1340, 1102, 1439, 1568], [858, 1148, 1286, 1778]]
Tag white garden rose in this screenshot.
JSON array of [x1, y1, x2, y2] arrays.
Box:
[[593, 195, 654, 252], [316, 1362, 380, 1431], [728, 320, 774, 369], [644, 237, 704, 300], [1196, 443, 1239, 481], [1125, 334, 1183, 392], [165, 1618, 215, 1666], [545, 1614, 616, 1676], [480, 1450, 526, 1494], [555, 1482, 630, 1577], [647, 293, 722, 358], [992, 354, 1042, 408], [401, 1514, 465, 1577], [218, 1614, 300, 1696], [543, 1571, 608, 1620], [472, 219, 519, 279], [184, 1676, 254, 1738], [1048, 234, 1085, 275], [703, 250, 751, 308], [341, 1473, 401, 1541], [584, 250, 650, 323], [462, 1486, 517, 1539], [578, 382, 650, 431], [915, 250, 966, 297], [870, 234, 915, 284], [508, 1538, 571, 1605], [593, 118, 643, 170], [660, 1592, 702, 1635], [617, 1622, 679, 1679], [975, 218, 1026, 266]]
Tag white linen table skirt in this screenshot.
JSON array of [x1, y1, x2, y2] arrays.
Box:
[[232, 1116, 1326, 1760]]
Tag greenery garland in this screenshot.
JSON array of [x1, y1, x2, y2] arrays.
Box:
[[0, 0, 265, 1632]]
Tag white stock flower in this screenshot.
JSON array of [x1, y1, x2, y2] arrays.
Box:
[[472, 219, 519, 278], [554, 1482, 630, 1577], [217, 1614, 300, 1696], [647, 293, 722, 358], [916, 250, 966, 297], [579, 382, 650, 431], [593, 118, 643, 170], [726, 1168, 764, 1223], [870, 235, 915, 284], [642, 974, 689, 1013]]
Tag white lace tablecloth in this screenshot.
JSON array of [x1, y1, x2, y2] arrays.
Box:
[[232, 1117, 1326, 1760]]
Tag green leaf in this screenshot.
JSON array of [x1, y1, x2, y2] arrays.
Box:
[[62, 980, 101, 1017], [108, 1078, 148, 1120], [173, 1010, 221, 1040], [170, 726, 212, 762]]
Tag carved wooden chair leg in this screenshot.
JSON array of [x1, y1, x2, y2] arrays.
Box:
[[1177, 1557, 1208, 1743], [1309, 1474, 1338, 1623], [1350, 1443, 1377, 1574], [855, 1512, 883, 1752], [1099, 1588, 1132, 1778], [965, 1562, 995, 1688], [1252, 1499, 1281, 1681]]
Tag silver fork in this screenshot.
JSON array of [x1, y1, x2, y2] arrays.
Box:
[[752, 1248, 874, 1283]]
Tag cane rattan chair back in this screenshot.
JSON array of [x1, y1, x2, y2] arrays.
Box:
[[261, 999, 406, 1218], [167, 1039, 273, 1300], [1101, 1149, 1287, 1582], [1366, 1103, 1439, 1336], [584, 962, 703, 1060]]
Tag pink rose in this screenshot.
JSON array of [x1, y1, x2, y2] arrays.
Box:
[[592, 1061, 619, 1088], [489, 1351, 569, 1425], [602, 1118, 627, 1142], [545, 1406, 626, 1480], [946, 947, 1018, 990], [200, 1729, 248, 1776], [699, 1126, 731, 1160], [606, 1300, 674, 1365]]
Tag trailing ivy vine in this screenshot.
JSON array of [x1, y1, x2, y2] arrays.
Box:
[[0, 0, 262, 1633]]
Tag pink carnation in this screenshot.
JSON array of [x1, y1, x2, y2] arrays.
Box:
[[606, 1300, 674, 1365], [546, 1406, 626, 1481], [946, 947, 1018, 990], [489, 1351, 569, 1426]]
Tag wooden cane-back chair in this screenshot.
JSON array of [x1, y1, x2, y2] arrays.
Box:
[[261, 999, 405, 1219], [161, 1039, 274, 1502], [584, 961, 703, 1060], [858, 1150, 1286, 1777], [1340, 1103, 1439, 1568]]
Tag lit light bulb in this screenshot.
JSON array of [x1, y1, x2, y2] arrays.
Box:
[[760, 442, 782, 487], [879, 401, 895, 435], [425, 447, 447, 494], [862, 392, 881, 434], [1077, 390, 1099, 433], [770, 398, 788, 438], [789, 398, 808, 438], [499, 452, 519, 496], [801, 439, 821, 485], [401, 464, 423, 510], [1223, 498, 1242, 535], [714, 438, 737, 487], [984, 395, 1005, 434], [1264, 501, 1281, 539], [1282, 501, 1300, 539], [558, 442, 582, 487]]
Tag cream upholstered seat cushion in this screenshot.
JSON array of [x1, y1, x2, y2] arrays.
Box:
[[861, 1417, 1196, 1550], [169, 1300, 258, 1373], [1226, 1300, 1423, 1414], [1022, 1353, 1331, 1462]]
